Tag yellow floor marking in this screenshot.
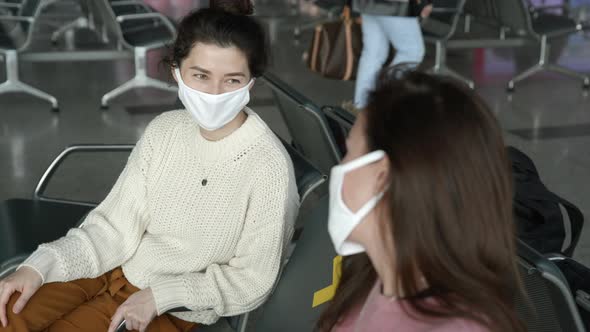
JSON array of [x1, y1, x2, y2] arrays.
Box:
[[312, 256, 342, 308]]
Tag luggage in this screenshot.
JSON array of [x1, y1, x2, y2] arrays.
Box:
[[508, 146, 584, 257], [307, 5, 362, 81]]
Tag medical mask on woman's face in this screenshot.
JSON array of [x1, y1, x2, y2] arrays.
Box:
[[328, 150, 386, 256], [175, 67, 254, 131]]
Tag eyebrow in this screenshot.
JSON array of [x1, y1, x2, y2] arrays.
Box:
[[189, 66, 210, 74], [189, 66, 246, 77], [224, 72, 247, 77]]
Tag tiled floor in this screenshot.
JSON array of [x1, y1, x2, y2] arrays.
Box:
[[1, 0, 590, 330]]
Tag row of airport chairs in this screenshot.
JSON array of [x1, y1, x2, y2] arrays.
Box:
[[424, 0, 590, 90], [3, 0, 587, 113], [0, 0, 176, 111], [0, 71, 587, 331]]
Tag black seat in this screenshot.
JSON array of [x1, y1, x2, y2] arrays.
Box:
[[532, 13, 578, 36], [0, 141, 325, 332], [321, 105, 355, 156], [122, 25, 175, 46], [0, 199, 93, 275], [255, 195, 335, 332], [0, 145, 133, 277], [0, 24, 15, 49], [515, 240, 586, 332], [111, 1, 175, 43], [279, 137, 326, 203], [261, 72, 342, 176]]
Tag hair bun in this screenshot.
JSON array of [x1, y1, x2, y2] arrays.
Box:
[[210, 0, 254, 15]]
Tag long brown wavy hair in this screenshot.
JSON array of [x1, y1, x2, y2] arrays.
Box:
[[317, 72, 525, 331]]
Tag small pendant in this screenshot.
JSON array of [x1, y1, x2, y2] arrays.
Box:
[[202, 179, 208, 186]]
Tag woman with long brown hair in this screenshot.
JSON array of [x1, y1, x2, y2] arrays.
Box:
[[318, 70, 525, 331]]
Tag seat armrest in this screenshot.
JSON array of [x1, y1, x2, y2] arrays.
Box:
[[111, 1, 152, 13], [530, 4, 569, 12], [115, 307, 191, 332], [116, 13, 176, 36], [34, 144, 134, 206], [0, 3, 21, 9], [431, 7, 460, 14], [0, 15, 33, 23]]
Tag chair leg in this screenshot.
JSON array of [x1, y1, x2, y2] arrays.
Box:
[[508, 34, 590, 91], [238, 312, 249, 332], [101, 47, 177, 108], [427, 41, 475, 89], [434, 66, 475, 89], [0, 51, 59, 111], [15, 82, 59, 109], [507, 64, 544, 91], [100, 78, 139, 108], [546, 64, 590, 88]]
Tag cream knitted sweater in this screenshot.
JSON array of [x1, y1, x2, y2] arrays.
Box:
[[20, 109, 299, 324]]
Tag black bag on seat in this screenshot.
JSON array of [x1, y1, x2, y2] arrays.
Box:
[[507, 147, 584, 257]]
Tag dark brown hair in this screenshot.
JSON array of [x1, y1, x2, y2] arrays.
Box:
[[210, 0, 254, 15], [317, 71, 525, 331], [164, 0, 268, 77]]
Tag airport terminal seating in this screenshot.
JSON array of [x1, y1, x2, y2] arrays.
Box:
[[92, 0, 177, 108], [497, 0, 589, 91], [0, 0, 59, 110], [0, 137, 326, 332], [516, 240, 587, 331], [422, 0, 589, 90], [261, 72, 343, 176]]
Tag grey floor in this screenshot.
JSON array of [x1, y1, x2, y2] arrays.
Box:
[[2, 0, 590, 330]]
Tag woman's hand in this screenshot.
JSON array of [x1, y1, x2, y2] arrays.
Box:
[[421, 4, 433, 18], [108, 288, 157, 332], [0, 266, 43, 327]]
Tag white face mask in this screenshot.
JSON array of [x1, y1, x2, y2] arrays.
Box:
[[175, 67, 254, 131], [328, 150, 386, 256]]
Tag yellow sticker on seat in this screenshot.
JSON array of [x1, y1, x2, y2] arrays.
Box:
[[312, 255, 342, 308]]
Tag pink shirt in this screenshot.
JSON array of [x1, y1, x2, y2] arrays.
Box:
[[332, 282, 490, 332]]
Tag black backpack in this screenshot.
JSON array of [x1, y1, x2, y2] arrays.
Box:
[[508, 147, 584, 257]]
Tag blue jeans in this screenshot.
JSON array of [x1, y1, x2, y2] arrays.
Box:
[[354, 15, 425, 108]]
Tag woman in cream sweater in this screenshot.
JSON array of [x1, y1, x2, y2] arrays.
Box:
[[0, 2, 299, 331]]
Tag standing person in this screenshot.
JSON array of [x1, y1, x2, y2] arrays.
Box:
[[0, 2, 299, 331], [319, 68, 525, 331], [350, 0, 432, 110]]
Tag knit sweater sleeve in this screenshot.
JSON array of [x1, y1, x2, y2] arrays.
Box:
[[18, 119, 160, 284], [150, 154, 299, 317]]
